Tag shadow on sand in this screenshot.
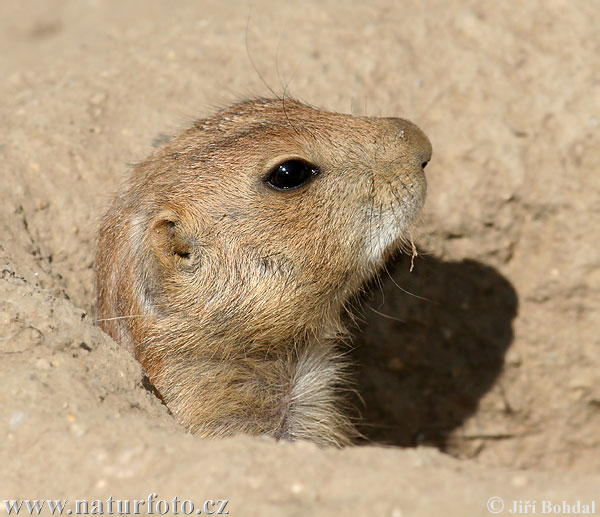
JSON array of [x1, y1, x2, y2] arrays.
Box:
[[350, 253, 518, 450]]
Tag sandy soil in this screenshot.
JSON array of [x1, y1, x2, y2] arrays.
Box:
[[1, 0, 599, 514]]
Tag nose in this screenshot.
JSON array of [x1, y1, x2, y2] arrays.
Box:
[[418, 135, 432, 171], [385, 117, 432, 171]]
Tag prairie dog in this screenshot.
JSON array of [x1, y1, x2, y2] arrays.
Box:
[[95, 98, 431, 446]]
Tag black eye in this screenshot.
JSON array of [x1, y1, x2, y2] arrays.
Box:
[[265, 160, 319, 191]]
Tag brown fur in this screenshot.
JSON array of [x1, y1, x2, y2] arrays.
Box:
[[95, 98, 431, 446]]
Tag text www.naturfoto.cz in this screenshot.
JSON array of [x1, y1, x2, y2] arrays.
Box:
[[2, 495, 229, 515]]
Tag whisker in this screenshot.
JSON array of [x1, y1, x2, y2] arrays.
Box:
[[382, 264, 434, 303], [371, 271, 386, 309], [365, 304, 407, 323], [96, 314, 145, 322], [245, 13, 280, 100]]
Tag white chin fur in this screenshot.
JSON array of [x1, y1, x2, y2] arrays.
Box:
[[362, 206, 412, 264]]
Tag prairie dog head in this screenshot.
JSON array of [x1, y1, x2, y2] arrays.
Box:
[[96, 98, 431, 441]]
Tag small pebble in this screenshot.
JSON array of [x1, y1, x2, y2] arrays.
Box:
[[9, 411, 26, 431], [89, 92, 107, 105], [70, 423, 86, 437], [511, 474, 528, 487], [506, 349, 522, 366], [35, 357, 51, 370]]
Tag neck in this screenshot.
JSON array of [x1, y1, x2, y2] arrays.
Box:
[[139, 329, 356, 446]]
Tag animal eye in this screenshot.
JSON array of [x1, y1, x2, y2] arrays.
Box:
[[265, 160, 319, 191]]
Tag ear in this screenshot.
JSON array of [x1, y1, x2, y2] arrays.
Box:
[[150, 211, 195, 269]]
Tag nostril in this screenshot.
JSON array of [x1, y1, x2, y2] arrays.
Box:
[[421, 160, 429, 169]]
